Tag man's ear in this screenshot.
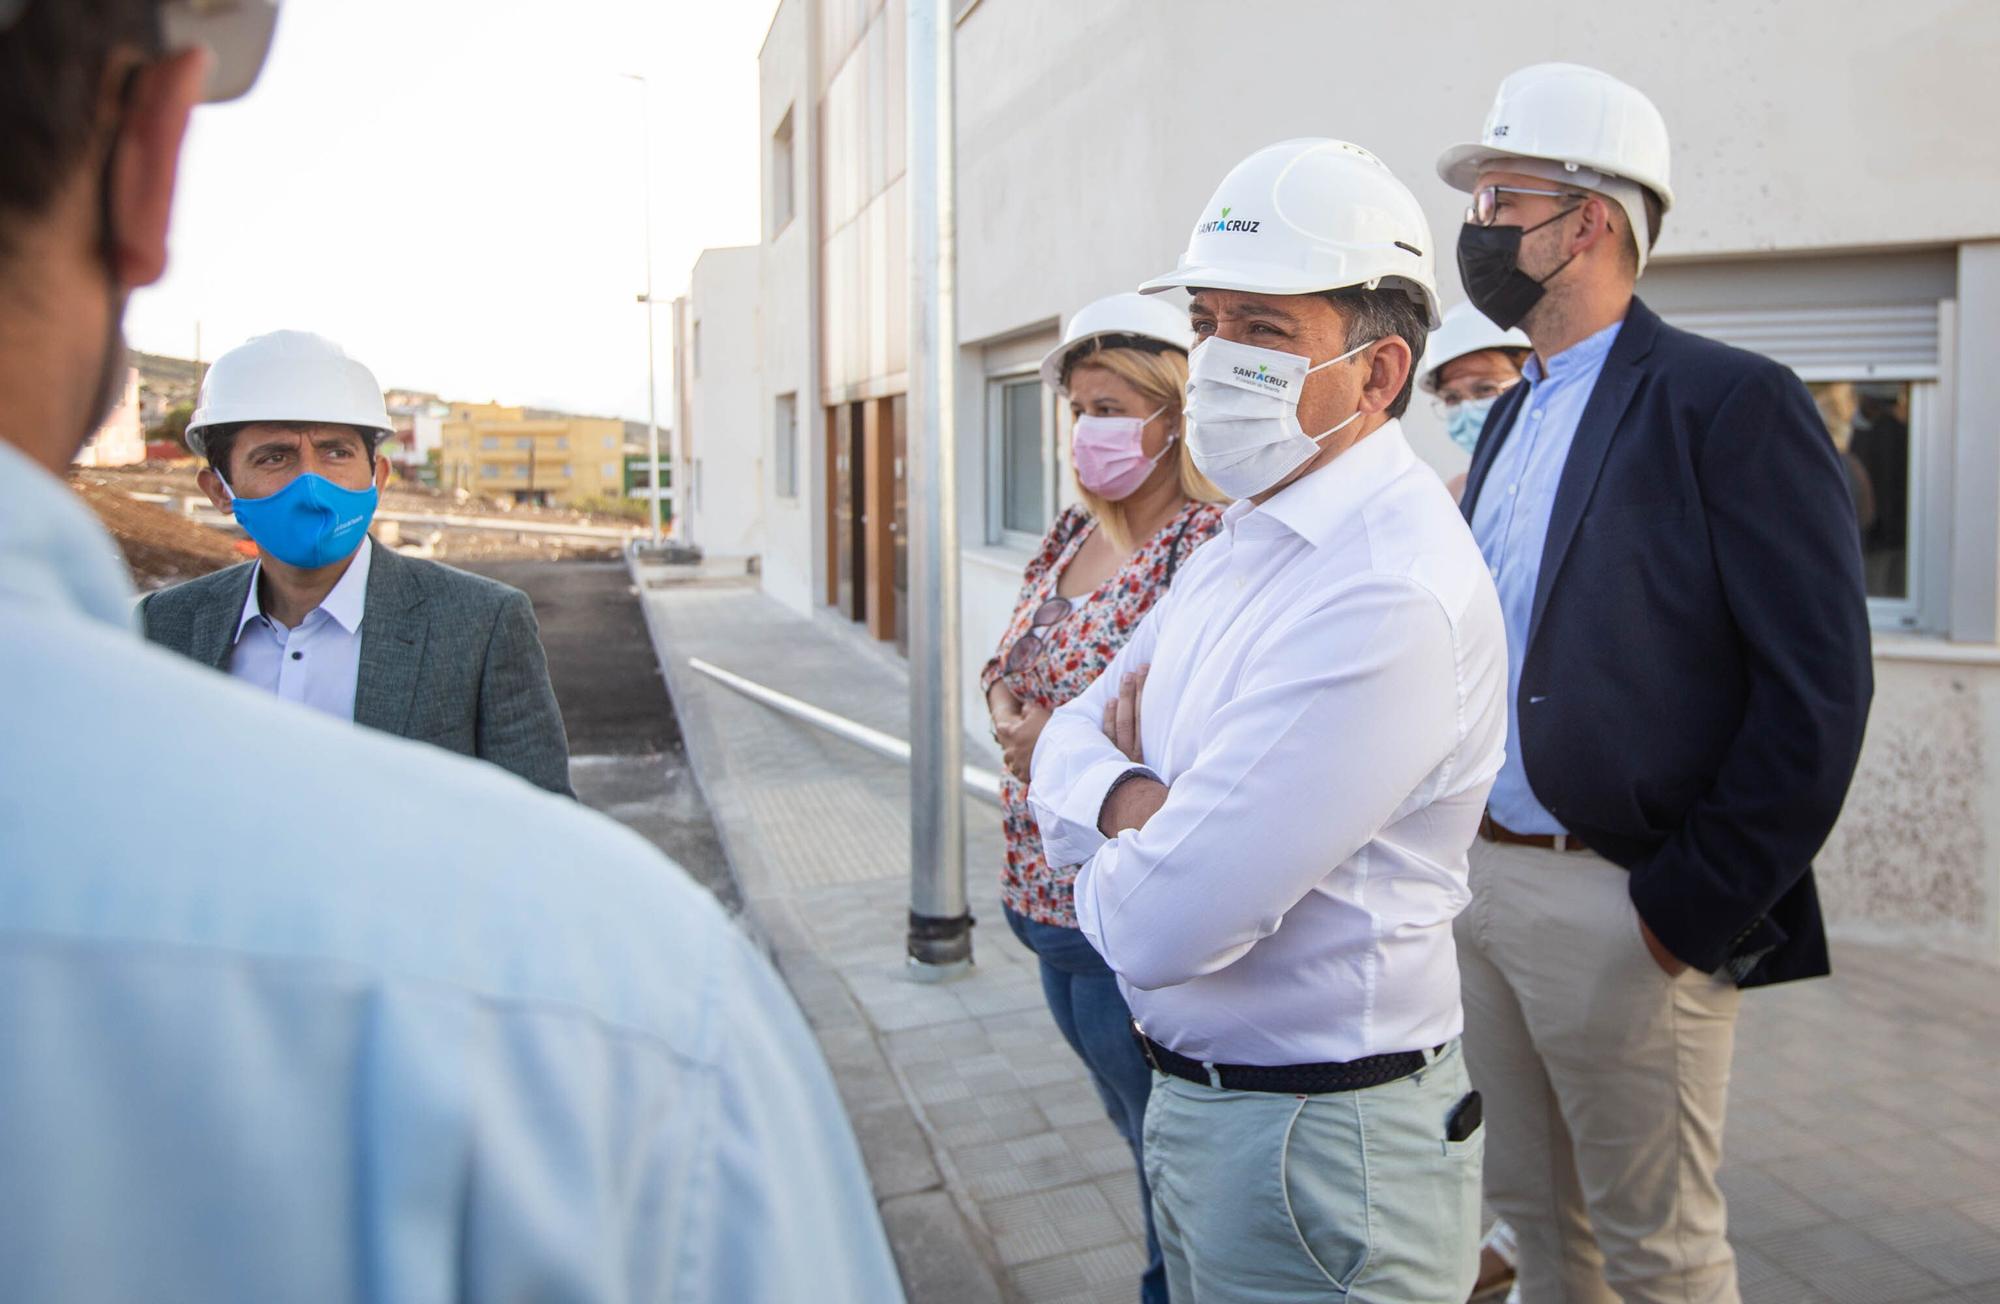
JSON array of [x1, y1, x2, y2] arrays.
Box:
[[1358, 336, 1413, 416], [106, 47, 211, 289], [1575, 194, 1620, 261], [196, 465, 234, 513], [374, 454, 393, 491]]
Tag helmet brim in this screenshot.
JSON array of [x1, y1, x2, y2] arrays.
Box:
[[1436, 141, 1676, 211], [1140, 263, 1440, 330]]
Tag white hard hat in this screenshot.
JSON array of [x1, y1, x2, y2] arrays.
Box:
[[0, 1, 278, 101], [1038, 292, 1194, 394], [186, 330, 392, 458], [1139, 138, 1440, 328], [161, 0, 282, 102], [1420, 303, 1532, 394], [1437, 63, 1672, 271]]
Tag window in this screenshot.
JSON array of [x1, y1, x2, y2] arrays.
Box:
[[770, 107, 796, 236], [601, 462, 621, 480], [555, 436, 569, 450], [774, 392, 800, 498], [987, 375, 1048, 547], [1812, 380, 1921, 606], [481, 436, 499, 450], [1659, 299, 1944, 631], [604, 434, 617, 449], [516, 437, 532, 450], [480, 464, 499, 479], [561, 464, 573, 478]]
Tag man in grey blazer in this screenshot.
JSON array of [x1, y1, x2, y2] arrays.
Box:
[[140, 331, 574, 797]]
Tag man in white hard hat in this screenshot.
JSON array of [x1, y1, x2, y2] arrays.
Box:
[[1029, 138, 1507, 1303], [0, 4, 902, 1300], [140, 330, 575, 796], [1439, 63, 1873, 1304], [1421, 302, 1531, 501]]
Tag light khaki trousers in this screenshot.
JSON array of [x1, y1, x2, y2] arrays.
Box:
[[1458, 839, 1742, 1304]]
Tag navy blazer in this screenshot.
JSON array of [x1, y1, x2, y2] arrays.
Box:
[[1460, 297, 1873, 987]]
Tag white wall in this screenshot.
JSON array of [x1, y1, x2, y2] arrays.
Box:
[[757, 0, 821, 615], [686, 246, 766, 560]]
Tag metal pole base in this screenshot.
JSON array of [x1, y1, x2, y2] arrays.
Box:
[[905, 909, 974, 982]]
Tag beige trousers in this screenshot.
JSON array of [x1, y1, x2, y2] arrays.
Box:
[[1458, 839, 1742, 1304]]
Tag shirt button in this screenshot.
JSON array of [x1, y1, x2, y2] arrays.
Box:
[[1508, 484, 1519, 495], [291, 651, 303, 661], [1531, 411, 1544, 421]]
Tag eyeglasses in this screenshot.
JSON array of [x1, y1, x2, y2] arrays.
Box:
[[1466, 185, 1587, 228], [1430, 378, 1521, 418], [1004, 596, 1074, 674]]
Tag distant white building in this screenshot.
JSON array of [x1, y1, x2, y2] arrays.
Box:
[[676, 0, 2000, 958], [75, 367, 145, 468], [673, 246, 767, 563]]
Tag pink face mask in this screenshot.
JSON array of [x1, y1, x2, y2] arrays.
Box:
[[1072, 406, 1171, 500]]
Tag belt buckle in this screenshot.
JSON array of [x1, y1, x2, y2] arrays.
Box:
[[1134, 1021, 1161, 1072]]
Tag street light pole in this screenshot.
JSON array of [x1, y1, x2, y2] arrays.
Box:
[[905, 0, 970, 978], [623, 71, 664, 545]]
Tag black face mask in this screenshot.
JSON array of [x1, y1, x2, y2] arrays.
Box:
[[1456, 205, 1580, 332]]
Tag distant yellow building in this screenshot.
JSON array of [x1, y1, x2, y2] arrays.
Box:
[[437, 402, 627, 505]]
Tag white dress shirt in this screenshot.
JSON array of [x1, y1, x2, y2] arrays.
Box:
[[1029, 422, 1508, 1065], [0, 440, 904, 1302], [230, 536, 371, 721]]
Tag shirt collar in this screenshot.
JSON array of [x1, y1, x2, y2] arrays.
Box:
[[0, 438, 137, 632], [1224, 419, 1416, 550], [1525, 317, 1624, 385], [234, 536, 374, 641]]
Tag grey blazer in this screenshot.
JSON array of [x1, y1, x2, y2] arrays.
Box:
[[139, 545, 575, 796]]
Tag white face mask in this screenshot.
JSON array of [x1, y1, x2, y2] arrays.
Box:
[[1184, 334, 1378, 499]]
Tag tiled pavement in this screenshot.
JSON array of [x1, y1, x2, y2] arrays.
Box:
[[633, 568, 2000, 1304]]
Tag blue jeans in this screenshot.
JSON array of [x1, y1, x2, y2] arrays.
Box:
[[1004, 907, 1166, 1304]]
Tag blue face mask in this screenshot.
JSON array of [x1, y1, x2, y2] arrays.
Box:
[[229, 473, 378, 569], [1445, 396, 1498, 454]]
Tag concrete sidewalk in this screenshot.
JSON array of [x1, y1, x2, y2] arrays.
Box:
[[633, 568, 2000, 1304]]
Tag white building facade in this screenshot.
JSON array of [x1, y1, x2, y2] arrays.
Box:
[[673, 245, 767, 561], [75, 367, 146, 468], [681, 0, 2000, 956]]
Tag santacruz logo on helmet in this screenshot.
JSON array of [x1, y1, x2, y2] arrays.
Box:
[[1196, 205, 1261, 235]]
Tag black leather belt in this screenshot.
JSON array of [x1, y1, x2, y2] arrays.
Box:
[[1133, 1022, 1431, 1095]]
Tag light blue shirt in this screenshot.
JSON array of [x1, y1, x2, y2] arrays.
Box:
[[230, 536, 371, 720], [0, 440, 903, 1303], [1468, 318, 1624, 835]]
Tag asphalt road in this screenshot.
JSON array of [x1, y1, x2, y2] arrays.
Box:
[[460, 559, 738, 909]]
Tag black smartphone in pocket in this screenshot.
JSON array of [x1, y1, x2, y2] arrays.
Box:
[[1446, 1090, 1483, 1143]]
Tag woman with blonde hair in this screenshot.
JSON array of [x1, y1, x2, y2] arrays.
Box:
[[980, 291, 1224, 1304]]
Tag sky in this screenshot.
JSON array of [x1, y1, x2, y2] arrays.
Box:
[[127, 0, 780, 421]]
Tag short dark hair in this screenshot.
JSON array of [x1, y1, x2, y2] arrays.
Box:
[[0, 0, 163, 262], [205, 422, 384, 485], [1322, 288, 1431, 420]]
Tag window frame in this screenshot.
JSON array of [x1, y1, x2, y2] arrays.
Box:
[[985, 369, 1054, 552], [1795, 362, 1943, 633], [770, 106, 796, 238], [774, 391, 800, 499]]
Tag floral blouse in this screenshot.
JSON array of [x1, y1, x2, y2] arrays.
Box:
[[981, 500, 1225, 928]]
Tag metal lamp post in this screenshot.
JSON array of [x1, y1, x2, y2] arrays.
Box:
[[622, 71, 664, 545], [904, 0, 970, 978]]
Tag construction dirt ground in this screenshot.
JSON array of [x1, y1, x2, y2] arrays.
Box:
[[72, 461, 645, 589]]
